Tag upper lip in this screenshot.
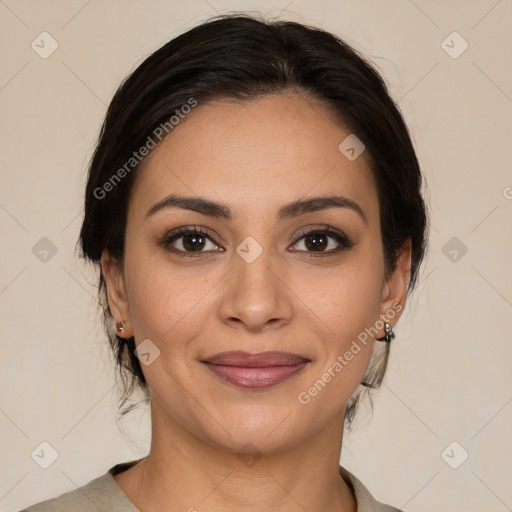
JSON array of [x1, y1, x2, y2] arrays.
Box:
[[202, 351, 310, 367]]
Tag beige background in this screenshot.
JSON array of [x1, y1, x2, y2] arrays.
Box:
[[1, 1, 511, 511]]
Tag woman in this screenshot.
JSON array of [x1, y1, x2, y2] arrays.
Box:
[[22, 12, 428, 512]]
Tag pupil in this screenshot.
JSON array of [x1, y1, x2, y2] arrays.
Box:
[[306, 233, 327, 251], [184, 234, 205, 251]]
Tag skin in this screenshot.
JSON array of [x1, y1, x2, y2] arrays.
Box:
[[101, 93, 411, 512]]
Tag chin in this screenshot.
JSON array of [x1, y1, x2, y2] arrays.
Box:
[[195, 403, 313, 456]]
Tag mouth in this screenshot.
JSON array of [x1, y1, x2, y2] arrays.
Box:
[[201, 351, 310, 389]]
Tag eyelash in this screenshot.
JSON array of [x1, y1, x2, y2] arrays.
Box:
[[159, 225, 353, 258]]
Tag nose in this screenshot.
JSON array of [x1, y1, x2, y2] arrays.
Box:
[[218, 247, 294, 333]]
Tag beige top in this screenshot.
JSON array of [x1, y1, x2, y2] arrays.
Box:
[[21, 459, 403, 512]]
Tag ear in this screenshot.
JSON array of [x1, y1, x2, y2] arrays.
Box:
[[378, 239, 412, 331], [101, 250, 133, 338]]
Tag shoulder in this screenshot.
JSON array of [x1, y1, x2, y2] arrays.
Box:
[[20, 473, 127, 512], [19, 461, 141, 512], [20, 474, 107, 511], [339, 465, 404, 512]]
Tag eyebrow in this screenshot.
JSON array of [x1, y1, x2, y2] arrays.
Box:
[[145, 193, 366, 223]]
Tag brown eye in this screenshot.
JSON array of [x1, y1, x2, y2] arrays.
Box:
[[291, 227, 352, 255], [161, 228, 223, 255], [303, 232, 329, 251], [181, 233, 208, 252]]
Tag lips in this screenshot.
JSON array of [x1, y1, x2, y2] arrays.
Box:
[[201, 351, 310, 389]]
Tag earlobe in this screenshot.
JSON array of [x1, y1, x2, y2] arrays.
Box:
[[100, 250, 133, 337]]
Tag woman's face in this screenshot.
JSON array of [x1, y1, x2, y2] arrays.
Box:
[[103, 93, 410, 454]]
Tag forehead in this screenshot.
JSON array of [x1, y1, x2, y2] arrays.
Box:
[[129, 93, 379, 223]]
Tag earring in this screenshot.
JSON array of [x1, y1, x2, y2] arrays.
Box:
[[376, 322, 395, 343], [382, 322, 395, 343], [114, 321, 125, 334]]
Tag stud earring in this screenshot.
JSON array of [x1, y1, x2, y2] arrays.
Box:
[[114, 321, 125, 334]]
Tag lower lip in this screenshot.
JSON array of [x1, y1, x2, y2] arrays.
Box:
[[202, 362, 308, 388]]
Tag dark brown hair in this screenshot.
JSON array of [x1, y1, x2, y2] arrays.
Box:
[[78, 13, 428, 428]]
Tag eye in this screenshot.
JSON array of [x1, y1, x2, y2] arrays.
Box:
[[160, 227, 223, 256], [159, 224, 352, 257], [290, 225, 352, 255]]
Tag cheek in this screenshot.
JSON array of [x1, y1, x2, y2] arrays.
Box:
[[302, 250, 385, 383], [123, 242, 224, 376], [122, 260, 214, 403], [302, 250, 385, 337], [126, 261, 206, 342], [293, 278, 382, 415]]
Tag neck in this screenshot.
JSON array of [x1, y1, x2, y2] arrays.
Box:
[[115, 399, 356, 512]]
